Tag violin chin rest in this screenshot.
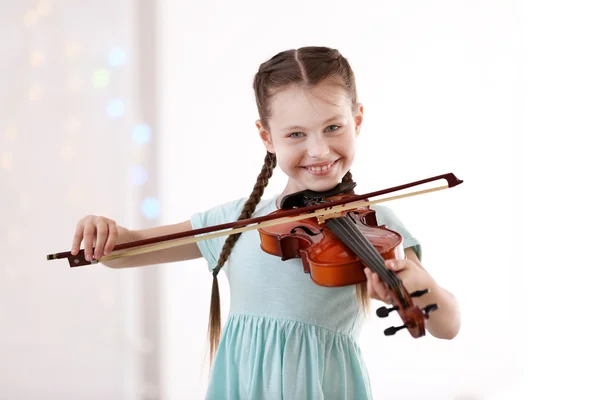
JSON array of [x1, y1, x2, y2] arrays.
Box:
[[280, 181, 357, 209]]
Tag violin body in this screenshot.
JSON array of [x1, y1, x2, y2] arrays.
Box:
[[258, 189, 437, 339], [259, 198, 405, 287]]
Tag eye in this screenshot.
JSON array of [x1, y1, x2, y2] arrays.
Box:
[[288, 132, 304, 138], [325, 125, 340, 132]]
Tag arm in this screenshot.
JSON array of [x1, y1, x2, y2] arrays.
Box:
[[404, 247, 461, 339], [72, 216, 202, 269], [101, 221, 203, 268], [364, 247, 461, 340]]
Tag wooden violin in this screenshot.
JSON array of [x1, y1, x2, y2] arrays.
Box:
[[258, 181, 442, 338], [46, 173, 463, 338]]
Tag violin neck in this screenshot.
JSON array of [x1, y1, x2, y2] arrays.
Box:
[[325, 215, 409, 308]]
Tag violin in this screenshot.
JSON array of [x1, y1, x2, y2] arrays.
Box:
[[258, 178, 451, 338], [47, 173, 463, 338]]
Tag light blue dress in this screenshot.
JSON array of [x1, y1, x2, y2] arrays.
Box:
[[191, 194, 421, 399]]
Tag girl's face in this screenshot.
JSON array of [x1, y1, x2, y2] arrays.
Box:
[[257, 82, 363, 195]]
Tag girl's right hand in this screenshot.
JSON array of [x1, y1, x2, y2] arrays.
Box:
[[71, 215, 119, 261]]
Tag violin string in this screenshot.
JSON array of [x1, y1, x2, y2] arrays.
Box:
[[342, 217, 402, 292], [325, 218, 383, 276], [344, 217, 394, 280], [329, 216, 406, 304], [328, 217, 391, 283], [327, 216, 399, 289], [334, 217, 410, 308]]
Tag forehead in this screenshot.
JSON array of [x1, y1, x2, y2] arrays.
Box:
[[268, 82, 352, 129]]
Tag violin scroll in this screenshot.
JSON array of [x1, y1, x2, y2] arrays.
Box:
[[376, 285, 438, 338]]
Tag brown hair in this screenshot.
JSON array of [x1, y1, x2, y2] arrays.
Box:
[[207, 46, 367, 366]]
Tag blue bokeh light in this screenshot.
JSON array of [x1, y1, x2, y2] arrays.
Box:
[[141, 197, 160, 220], [107, 98, 125, 119], [132, 123, 151, 144], [108, 47, 126, 67], [130, 165, 148, 185]]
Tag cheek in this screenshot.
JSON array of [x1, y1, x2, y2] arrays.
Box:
[[337, 136, 356, 157], [274, 146, 301, 167]]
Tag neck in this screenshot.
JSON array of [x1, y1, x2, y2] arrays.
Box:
[[276, 178, 350, 209], [276, 180, 300, 209]]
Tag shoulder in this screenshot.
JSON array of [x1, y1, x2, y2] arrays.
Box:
[[192, 197, 248, 225], [190, 194, 277, 231], [190, 195, 278, 270], [369, 204, 407, 228]]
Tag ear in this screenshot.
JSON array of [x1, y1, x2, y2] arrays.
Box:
[[256, 119, 275, 153], [354, 103, 364, 137]]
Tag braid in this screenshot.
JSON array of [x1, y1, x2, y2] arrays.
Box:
[[207, 151, 277, 367]]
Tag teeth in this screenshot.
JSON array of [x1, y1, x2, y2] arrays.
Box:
[[307, 163, 333, 172]]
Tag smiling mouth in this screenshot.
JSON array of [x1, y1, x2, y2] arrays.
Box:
[[301, 159, 339, 173]]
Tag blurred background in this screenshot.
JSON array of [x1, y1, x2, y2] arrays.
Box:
[[1, 0, 598, 399]]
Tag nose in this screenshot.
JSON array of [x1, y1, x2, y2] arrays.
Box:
[[307, 134, 330, 159]]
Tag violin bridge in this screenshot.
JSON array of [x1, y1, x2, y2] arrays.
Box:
[[317, 211, 344, 224]]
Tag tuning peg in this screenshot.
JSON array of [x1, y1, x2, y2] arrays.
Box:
[[422, 304, 438, 315], [410, 289, 429, 298], [384, 325, 406, 336], [376, 305, 398, 318]]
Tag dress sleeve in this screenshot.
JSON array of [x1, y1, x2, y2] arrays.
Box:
[[190, 197, 246, 272], [369, 204, 422, 261]]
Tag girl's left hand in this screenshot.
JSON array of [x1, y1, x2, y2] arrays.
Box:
[[364, 258, 435, 303]]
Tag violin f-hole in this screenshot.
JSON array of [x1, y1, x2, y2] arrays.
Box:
[[290, 226, 323, 236]]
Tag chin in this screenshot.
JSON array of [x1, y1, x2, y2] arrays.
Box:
[[300, 177, 344, 193]]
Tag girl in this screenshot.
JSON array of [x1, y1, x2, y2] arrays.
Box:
[[71, 46, 461, 399]]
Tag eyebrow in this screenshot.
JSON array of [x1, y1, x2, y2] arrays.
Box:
[[283, 115, 346, 131]]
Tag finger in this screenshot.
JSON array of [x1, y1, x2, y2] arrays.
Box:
[[364, 269, 379, 300], [83, 224, 96, 261], [385, 259, 410, 272], [94, 223, 108, 259], [72, 221, 84, 255], [104, 221, 118, 255], [370, 272, 389, 301]]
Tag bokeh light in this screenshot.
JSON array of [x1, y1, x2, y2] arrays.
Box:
[[108, 47, 126, 67], [93, 68, 110, 89], [28, 85, 43, 101], [141, 197, 160, 220], [30, 51, 44, 67], [106, 98, 125, 119], [1, 152, 13, 169], [130, 165, 148, 185], [132, 123, 151, 144]]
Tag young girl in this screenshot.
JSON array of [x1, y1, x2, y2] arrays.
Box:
[[71, 46, 461, 399]]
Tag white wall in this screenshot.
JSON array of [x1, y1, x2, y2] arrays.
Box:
[[156, 1, 527, 399]]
